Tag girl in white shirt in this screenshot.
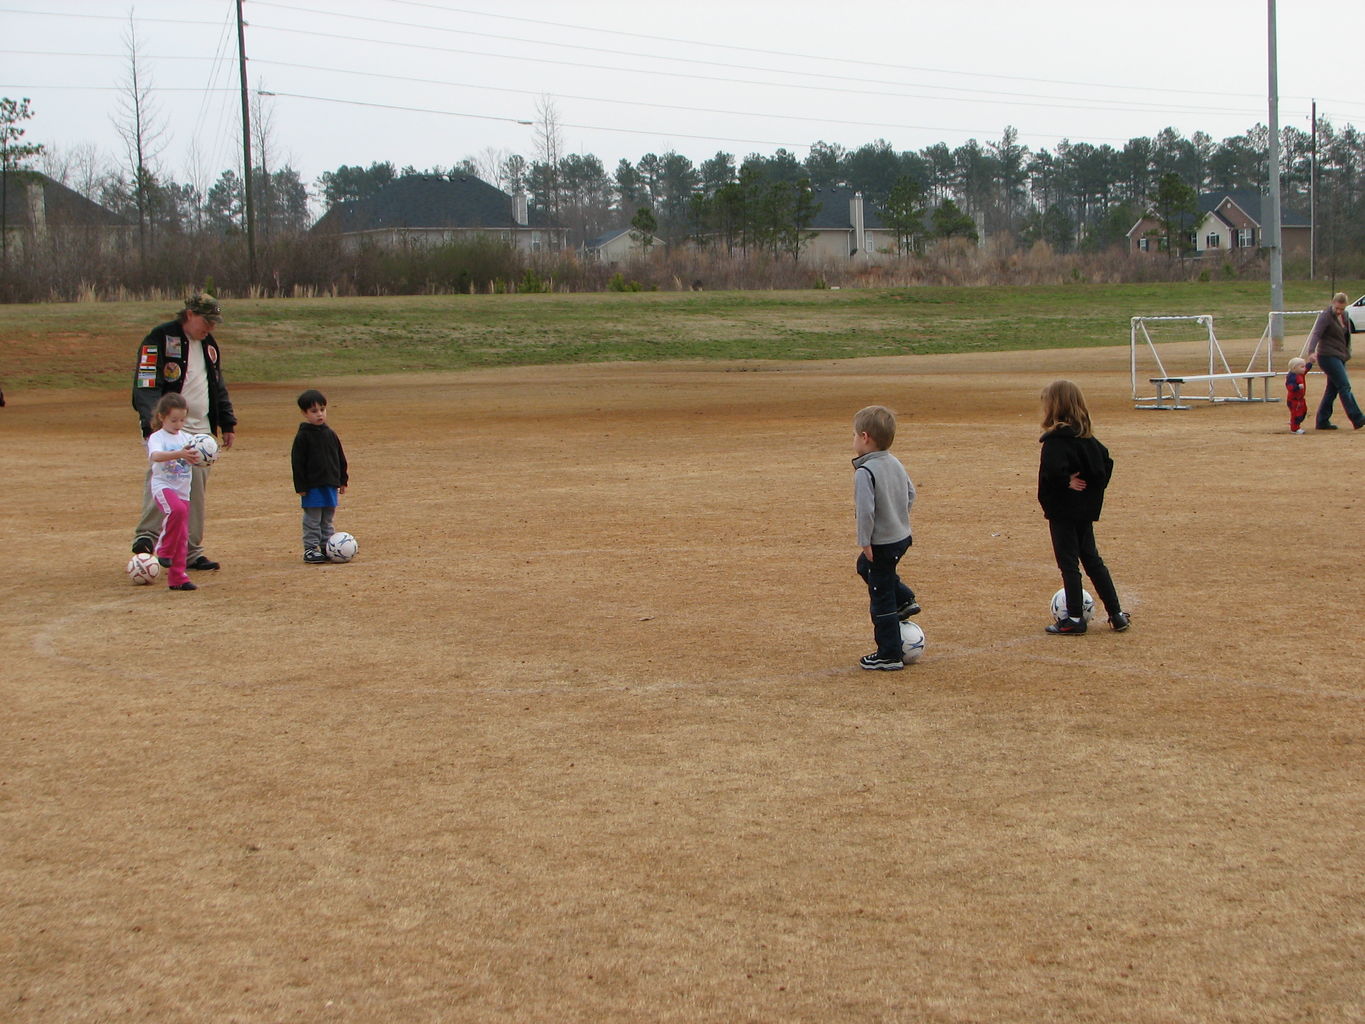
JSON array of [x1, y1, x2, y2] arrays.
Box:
[[146, 394, 203, 590]]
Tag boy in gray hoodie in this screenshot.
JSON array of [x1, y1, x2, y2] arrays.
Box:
[[851, 405, 919, 671]]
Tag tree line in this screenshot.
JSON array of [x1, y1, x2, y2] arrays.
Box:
[[3, 84, 1364, 300], [317, 121, 1364, 261]]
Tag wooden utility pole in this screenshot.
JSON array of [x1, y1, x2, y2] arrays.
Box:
[[236, 0, 257, 287]]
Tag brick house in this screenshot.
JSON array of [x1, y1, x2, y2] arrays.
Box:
[[1126, 190, 1310, 257]]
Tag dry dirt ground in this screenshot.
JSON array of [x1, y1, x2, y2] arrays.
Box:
[[1, 342, 1361, 1023]]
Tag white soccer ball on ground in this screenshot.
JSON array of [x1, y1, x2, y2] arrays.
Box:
[[900, 620, 926, 664], [187, 433, 219, 465], [1050, 587, 1096, 623], [326, 531, 358, 563], [127, 552, 161, 585]]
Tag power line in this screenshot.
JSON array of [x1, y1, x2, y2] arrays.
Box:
[[248, 0, 1274, 118], [0, 6, 218, 27], [244, 19, 1270, 123], [325, 0, 1288, 104]]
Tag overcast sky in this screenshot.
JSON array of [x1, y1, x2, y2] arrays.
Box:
[[3, 0, 1360, 193]]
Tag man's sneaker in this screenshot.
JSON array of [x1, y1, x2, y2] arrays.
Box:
[[131, 537, 154, 555], [859, 652, 905, 671], [169, 581, 198, 591], [1109, 611, 1131, 632], [1045, 617, 1087, 635], [188, 556, 220, 571], [304, 548, 328, 564], [897, 600, 921, 620]]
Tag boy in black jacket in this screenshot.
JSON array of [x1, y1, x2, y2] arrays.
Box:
[[291, 389, 349, 564]]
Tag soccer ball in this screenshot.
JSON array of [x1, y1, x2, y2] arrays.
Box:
[[1050, 587, 1096, 623], [900, 620, 926, 664], [187, 433, 219, 465], [326, 532, 358, 563], [127, 552, 161, 585]]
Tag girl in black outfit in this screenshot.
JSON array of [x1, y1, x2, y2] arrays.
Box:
[[1037, 380, 1130, 635]]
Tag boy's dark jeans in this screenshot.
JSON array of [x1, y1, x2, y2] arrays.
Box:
[[857, 536, 915, 659]]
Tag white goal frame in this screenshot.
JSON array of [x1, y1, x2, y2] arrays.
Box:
[[1130, 314, 1219, 401], [1248, 310, 1326, 365]]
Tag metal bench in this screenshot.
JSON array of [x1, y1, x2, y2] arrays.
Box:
[[1139, 371, 1281, 410]]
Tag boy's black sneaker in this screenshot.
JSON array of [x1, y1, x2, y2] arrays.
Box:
[[1110, 612, 1131, 632], [897, 600, 921, 620], [1045, 617, 1087, 635], [169, 582, 198, 591], [188, 556, 220, 571], [131, 537, 154, 555], [859, 652, 905, 671], [304, 548, 328, 564]]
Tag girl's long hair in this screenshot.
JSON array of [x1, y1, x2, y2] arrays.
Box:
[[150, 393, 188, 432], [1040, 379, 1093, 437]]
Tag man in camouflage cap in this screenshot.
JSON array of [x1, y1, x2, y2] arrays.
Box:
[[130, 292, 238, 570]]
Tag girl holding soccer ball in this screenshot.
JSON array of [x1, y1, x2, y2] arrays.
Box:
[[146, 393, 203, 591]]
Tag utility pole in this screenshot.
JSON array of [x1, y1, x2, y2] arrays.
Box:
[[1309, 100, 1316, 280], [236, 0, 257, 287], [1266, 0, 1284, 348]]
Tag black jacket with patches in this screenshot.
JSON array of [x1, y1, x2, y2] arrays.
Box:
[[1037, 425, 1113, 522], [131, 320, 238, 439], [291, 422, 349, 493]]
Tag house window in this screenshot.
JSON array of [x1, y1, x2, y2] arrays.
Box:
[[531, 231, 542, 253], [1138, 238, 1149, 252], [1205, 232, 1221, 249], [1158, 237, 1170, 252], [1237, 228, 1253, 247]]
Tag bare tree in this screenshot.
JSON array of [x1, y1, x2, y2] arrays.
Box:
[[251, 87, 275, 241], [471, 145, 512, 190], [41, 142, 113, 203], [111, 11, 167, 260], [533, 94, 563, 217]]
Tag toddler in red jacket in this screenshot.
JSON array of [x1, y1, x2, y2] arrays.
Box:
[[1286, 357, 1312, 434]]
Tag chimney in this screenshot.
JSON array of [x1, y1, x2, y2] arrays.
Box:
[[850, 191, 865, 258], [513, 192, 528, 227], [27, 181, 47, 240]]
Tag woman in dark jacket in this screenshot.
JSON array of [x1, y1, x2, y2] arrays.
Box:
[[1038, 380, 1130, 635], [1303, 292, 1361, 430]]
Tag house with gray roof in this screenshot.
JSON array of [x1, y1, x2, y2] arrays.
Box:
[[1, 171, 131, 256], [1127, 190, 1310, 258], [803, 187, 892, 261], [311, 174, 566, 253]]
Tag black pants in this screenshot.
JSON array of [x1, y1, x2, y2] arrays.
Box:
[[1048, 519, 1121, 619], [857, 536, 915, 659]]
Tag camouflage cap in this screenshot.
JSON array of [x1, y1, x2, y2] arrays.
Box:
[[183, 292, 223, 323]]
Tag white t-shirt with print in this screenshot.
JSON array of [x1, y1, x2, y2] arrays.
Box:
[[148, 428, 194, 498]]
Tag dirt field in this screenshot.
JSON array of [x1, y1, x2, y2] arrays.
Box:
[[2, 342, 1361, 1023]]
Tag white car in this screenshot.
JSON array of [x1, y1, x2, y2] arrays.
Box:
[[1350, 295, 1365, 332]]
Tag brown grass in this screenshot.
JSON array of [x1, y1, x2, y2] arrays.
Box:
[[0, 345, 1361, 1022]]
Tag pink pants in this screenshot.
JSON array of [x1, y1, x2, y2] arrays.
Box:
[[154, 488, 191, 586]]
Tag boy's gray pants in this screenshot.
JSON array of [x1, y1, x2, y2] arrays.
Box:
[[134, 464, 209, 562], [302, 506, 336, 553]]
